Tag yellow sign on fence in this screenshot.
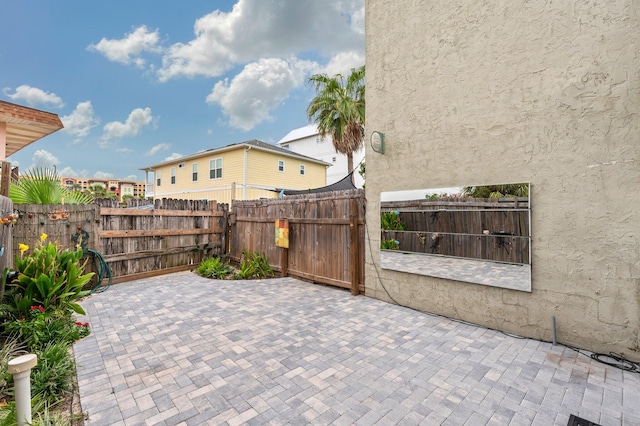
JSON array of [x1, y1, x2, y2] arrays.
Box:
[[275, 219, 289, 248]]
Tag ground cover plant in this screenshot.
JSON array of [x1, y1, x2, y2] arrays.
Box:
[[0, 233, 92, 425], [195, 250, 274, 280]]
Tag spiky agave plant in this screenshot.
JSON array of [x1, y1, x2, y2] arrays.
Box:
[[9, 168, 94, 204]]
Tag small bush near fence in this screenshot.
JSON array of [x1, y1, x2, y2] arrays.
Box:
[[195, 250, 274, 280]]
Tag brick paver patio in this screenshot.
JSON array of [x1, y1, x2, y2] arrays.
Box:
[[74, 272, 640, 425]]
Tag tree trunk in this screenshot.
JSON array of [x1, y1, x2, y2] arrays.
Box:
[[347, 153, 354, 174]]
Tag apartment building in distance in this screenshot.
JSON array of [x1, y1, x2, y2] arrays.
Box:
[[61, 177, 146, 201]]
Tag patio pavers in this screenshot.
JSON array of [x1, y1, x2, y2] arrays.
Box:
[[74, 272, 640, 425]]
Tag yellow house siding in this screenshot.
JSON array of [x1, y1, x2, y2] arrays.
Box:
[[148, 142, 328, 204], [246, 149, 326, 189]]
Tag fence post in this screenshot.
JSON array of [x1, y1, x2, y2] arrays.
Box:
[[280, 246, 288, 277], [349, 198, 360, 295], [0, 161, 11, 197]]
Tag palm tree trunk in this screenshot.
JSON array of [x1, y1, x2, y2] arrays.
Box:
[[347, 153, 354, 174]]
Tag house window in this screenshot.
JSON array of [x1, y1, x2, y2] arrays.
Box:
[[332, 156, 337, 163], [170, 167, 176, 185], [278, 160, 284, 172], [299, 165, 305, 175], [209, 158, 223, 179], [316, 137, 321, 144], [156, 171, 161, 187], [192, 163, 198, 182]]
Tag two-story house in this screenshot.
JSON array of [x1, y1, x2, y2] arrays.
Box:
[[278, 124, 364, 188], [140, 139, 329, 204]]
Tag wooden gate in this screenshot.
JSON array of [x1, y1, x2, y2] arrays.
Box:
[[229, 190, 365, 294]]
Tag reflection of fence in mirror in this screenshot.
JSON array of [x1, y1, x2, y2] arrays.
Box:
[[379, 184, 531, 292]]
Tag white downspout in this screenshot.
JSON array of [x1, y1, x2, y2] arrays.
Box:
[[243, 146, 251, 199]]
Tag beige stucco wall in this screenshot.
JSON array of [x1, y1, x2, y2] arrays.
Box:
[[365, 1, 639, 360]]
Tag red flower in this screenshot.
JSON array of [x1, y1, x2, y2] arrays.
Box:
[[30, 305, 45, 312]]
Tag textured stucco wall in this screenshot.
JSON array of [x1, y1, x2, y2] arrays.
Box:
[[365, 1, 639, 359]]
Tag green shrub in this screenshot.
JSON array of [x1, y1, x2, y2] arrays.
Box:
[[196, 257, 232, 279], [381, 211, 405, 230], [233, 251, 274, 279], [380, 239, 400, 250], [4, 306, 89, 351]]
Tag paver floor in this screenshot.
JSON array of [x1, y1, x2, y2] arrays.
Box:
[[74, 272, 640, 425]]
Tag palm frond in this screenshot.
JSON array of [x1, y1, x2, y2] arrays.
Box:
[[9, 168, 94, 205]]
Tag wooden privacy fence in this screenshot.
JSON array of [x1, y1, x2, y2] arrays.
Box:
[[230, 189, 365, 294], [11, 198, 227, 285], [381, 197, 530, 264]]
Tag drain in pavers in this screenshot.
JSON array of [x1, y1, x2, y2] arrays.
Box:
[[567, 414, 600, 426]]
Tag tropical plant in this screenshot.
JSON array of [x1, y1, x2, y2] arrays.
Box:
[[9, 168, 94, 204], [462, 184, 529, 198], [358, 161, 365, 183], [233, 251, 274, 279], [306, 65, 365, 173], [196, 257, 232, 279], [11, 234, 93, 318], [380, 239, 400, 250], [89, 185, 117, 200], [381, 211, 405, 230]]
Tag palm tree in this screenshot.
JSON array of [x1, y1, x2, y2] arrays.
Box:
[[88, 184, 116, 199], [306, 65, 365, 173], [9, 168, 94, 204]]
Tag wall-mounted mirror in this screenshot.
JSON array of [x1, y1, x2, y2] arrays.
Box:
[[380, 183, 531, 292]]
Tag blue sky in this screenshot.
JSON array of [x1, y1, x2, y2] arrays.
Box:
[[1, 0, 365, 182]]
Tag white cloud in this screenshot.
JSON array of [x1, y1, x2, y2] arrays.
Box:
[[27, 150, 59, 171], [157, 0, 364, 81], [61, 101, 100, 140], [126, 174, 139, 181], [94, 171, 114, 179], [319, 52, 365, 77], [206, 58, 313, 130], [164, 153, 184, 161], [102, 107, 154, 141], [58, 166, 89, 178], [88, 25, 161, 68], [3, 85, 64, 108], [146, 143, 171, 156]]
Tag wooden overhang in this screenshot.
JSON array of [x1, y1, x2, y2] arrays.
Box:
[[0, 100, 64, 158]]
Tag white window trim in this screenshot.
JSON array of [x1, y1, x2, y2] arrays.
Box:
[[209, 158, 223, 180], [278, 160, 285, 172]]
